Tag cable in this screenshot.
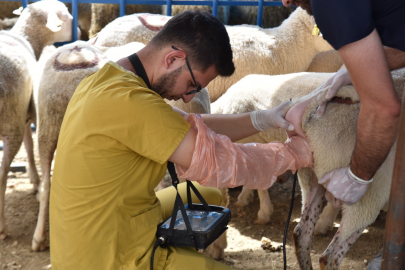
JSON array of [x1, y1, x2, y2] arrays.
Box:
[[150, 237, 165, 270], [283, 172, 298, 270]]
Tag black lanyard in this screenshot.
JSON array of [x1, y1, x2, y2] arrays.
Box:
[[128, 53, 152, 89]]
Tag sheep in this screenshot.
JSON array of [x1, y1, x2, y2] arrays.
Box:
[[212, 68, 405, 269], [93, 8, 335, 102], [211, 72, 323, 224], [93, 13, 171, 47], [0, 17, 18, 30], [207, 7, 335, 102], [33, 40, 228, 259], [0, 0, 76, 242], [305, 50, 343, 73], [89, 4, 162, 38], [228, 0, 294, 28]]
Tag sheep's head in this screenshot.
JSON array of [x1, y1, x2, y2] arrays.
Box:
[[14, 0, 79, 45]]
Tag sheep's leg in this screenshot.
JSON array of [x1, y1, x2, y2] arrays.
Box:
[[207, 187, 229, 260], [32, 122, 58, 251], [293, 168, 326, 270], [254, 189, 273, 224], [0, 135, 23, 240], [318, 220, 366, 270], [0, 137, 11, 240], [234, 186, 254, 207], [23, 122, 40, 193], [314, 203, 340, 235]]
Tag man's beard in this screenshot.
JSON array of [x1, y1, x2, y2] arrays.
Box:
[[292, 0, 313, 15], [151, 67, 183, 99]]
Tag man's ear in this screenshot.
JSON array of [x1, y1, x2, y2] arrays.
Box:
[[164, 49, 187, 70]]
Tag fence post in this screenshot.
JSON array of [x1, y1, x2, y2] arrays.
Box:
[[257, 0, 264, 27], [22, 0, 28, 8], [166, 0, 172, 15], [381, 94, 405, 270], [119, 0, 126, 16], [72, 0, 78, 41], [212, 0, 218, 17]]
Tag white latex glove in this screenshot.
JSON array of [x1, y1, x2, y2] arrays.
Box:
[[250, 100, 294, 131], [316, 68, 352, 116], [319, 167, 373, 207]]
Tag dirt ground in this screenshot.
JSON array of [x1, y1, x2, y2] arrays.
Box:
[[0, 131, 385, 269]]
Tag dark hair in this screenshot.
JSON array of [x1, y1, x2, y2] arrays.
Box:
[[150, 10, 235, 77]]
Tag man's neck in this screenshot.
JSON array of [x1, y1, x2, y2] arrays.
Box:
[[116, 47, 155, 84]]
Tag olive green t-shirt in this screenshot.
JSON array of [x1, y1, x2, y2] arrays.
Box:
[[50, 61, 190, 269]]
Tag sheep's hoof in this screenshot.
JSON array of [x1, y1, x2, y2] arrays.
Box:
[[32, 238, 47, 252], [314, 222, 332, 236], [207, 246, 225, 260], [254, 218, 270, 225], [319, 253, 338, 270], [31, 184, 39, 195], [0, 231, 7, 240], [234, 201, 248, 207]]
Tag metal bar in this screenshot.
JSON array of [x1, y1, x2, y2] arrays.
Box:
[[119, 0, 126, 16], [256, 0, 264, 27], [381, 94, 405, 270], [1, 0, 284, 7], [21, 0, 28, 8], [166, 0, 172, 15], [212, 0, 218, 17], [72, 0, 78, 41]]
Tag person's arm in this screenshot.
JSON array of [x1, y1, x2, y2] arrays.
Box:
[[385, 46, 405, 71], [319, 30, 402, 206], [172, 100, 294, 142], [169, 114, 313, 190], [316, 46, 405, 116], [340, 29, 401, 180]]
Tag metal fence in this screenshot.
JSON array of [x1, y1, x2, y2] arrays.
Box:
[[3, 0, 283, 42]]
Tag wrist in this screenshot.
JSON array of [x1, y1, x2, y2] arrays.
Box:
[[250, 110, 268, 132], [348, 166, 373, 184]]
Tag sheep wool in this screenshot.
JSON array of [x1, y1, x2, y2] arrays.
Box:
[[212, 68, 405, 269], [0, 0, 75, 250]]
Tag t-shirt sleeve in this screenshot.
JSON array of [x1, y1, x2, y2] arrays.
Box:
[[90, 87, 191, 164], [312, 0, 375, 50]]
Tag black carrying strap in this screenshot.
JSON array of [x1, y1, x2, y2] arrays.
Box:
[[166, 162, 212, 250], [167, 162, 211, 211], [128, 53, 152, 89]]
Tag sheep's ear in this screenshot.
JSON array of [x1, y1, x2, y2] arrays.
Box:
[[13, 6, 23, 16], [46, 12, 64, 32]]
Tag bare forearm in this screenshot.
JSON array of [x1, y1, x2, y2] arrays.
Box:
[[385, 46, 405, 71], [338, 30, 402, 179], [171, 106, 259, 142], [350, 105, 400, 179], [201, 113, 258, 142]]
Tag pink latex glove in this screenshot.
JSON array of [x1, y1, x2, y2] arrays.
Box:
[[176, 114, 313, 190], [319, 167, 373, 207]]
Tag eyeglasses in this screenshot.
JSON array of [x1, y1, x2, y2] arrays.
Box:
[[172, 45, 202, 95]]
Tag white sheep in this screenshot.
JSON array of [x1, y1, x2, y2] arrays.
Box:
[[207, 7, 335, 102], [93, 13, 171, 46], [228, 0, 294, 28], [34, 40, 227, 258], [211, 72, 328, 224], [0, 0, 75, 242], [0, 17, 18, 30], [212, 68, 405, 269], [93, 8, 335, 102], [89, 4, 163, 38]]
